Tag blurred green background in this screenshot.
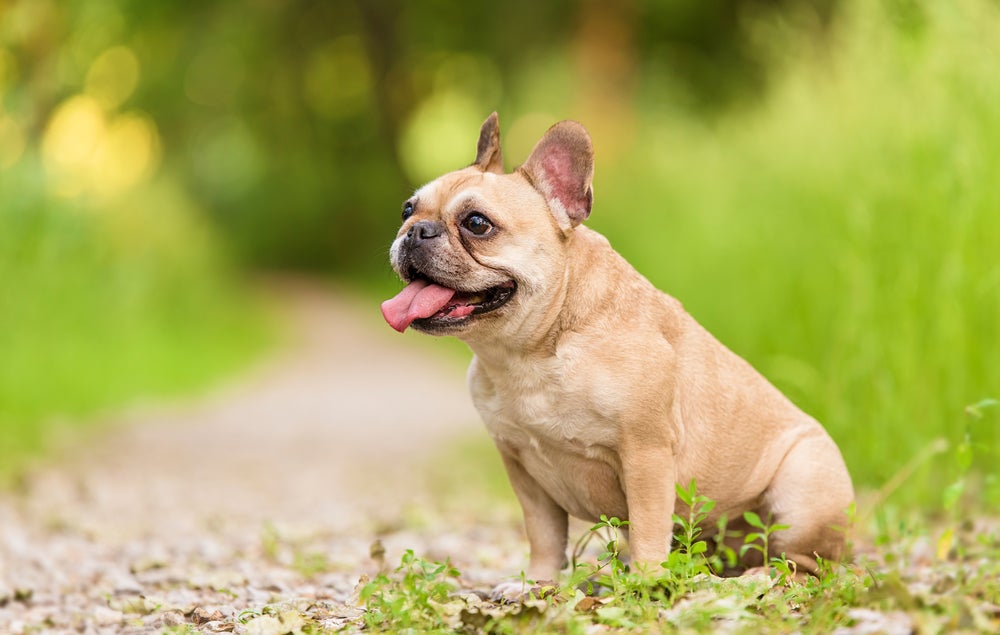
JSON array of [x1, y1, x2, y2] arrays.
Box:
[[1, 0, 997, 511]]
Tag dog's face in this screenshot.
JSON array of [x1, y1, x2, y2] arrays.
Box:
[[382, 113, 595, 343]]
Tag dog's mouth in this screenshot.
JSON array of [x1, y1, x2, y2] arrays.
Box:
[[381, 270, 517, 333]]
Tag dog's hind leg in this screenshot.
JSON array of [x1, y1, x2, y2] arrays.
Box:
[[752, 427, 854, 575]]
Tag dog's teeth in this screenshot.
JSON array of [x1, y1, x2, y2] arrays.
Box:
[[468, 295, 484, 305]]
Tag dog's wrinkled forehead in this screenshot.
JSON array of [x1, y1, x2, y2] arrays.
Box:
[[410, 168, 495, 219]]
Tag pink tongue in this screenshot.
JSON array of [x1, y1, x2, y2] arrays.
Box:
[[381, 279, 457, 332]]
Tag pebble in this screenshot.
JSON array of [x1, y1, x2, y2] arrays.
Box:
[[162, 610, 186, 626], [92, 606, 124, 626], [0, 507, 528, 633]]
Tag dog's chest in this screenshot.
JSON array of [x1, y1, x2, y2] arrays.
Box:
[[469, 356, 615, 446], [468, 356, 626, 520]]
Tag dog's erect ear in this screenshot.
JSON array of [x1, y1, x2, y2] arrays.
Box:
[[519, 121, 594, 232], [473, 112, 504, 174]]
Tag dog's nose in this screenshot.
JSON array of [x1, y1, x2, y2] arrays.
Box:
[[407, 220, 444, 242]]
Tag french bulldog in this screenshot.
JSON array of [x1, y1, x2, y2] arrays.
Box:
[[381, 112, 854, 596]]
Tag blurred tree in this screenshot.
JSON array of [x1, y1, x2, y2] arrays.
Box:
[[635, 0, 838, 110], [1, 0, 839, 275]]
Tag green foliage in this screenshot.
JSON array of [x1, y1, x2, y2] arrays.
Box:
[[360, 548, 461, 632], [568, 514, 642, 601], [944, 398, 999, 513], [0, 158, 270, 483], [2, 0, 802, 274], [4, 0, 999, 514], [670, 480, 720, 580], [360, 484, 1000, 633], [740, 511, 792, 570]]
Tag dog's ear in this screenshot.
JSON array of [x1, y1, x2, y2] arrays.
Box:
[[519, 120, 594, 231], [473, 112, 504, 174]]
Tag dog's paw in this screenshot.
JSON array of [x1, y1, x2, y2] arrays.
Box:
[[489, 579, 557, 604], [489, 580, 529, 603]]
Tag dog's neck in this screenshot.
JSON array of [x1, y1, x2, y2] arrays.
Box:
[[461, 274, 569, 370], [463, 227, 640, 371]]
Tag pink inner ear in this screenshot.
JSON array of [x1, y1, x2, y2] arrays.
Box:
[[542, 150, 579, 212]]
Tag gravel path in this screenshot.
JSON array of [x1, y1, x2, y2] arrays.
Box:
[[0, 280, 526, 634]]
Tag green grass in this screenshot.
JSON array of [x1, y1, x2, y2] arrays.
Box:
[[352, 489, 1000, 634], [583, 0, 1000, 508], [0, 158, 272, 483]]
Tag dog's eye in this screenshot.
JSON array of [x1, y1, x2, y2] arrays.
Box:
[[401, 201, 414, 221], [462, 213, 493, 236]]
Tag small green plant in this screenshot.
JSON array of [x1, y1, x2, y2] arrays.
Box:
[[360, 549, 460, 631], [935, 397, 998, 560], [565, 484, 727, 623], [664, 480, 718, 588], [740, 510, 790, 575], [569, 514, 630, 595], [710, 514, 740, 574], [565, 514, 670, 626], [945, 398, 998, 512]]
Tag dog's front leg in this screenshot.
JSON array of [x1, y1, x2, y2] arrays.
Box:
[[621, 445, 677, 574], [491, 452, 568, 600]]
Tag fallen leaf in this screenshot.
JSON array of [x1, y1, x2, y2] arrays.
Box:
[[130, 557, 167, 574], [192, 606, 225, 624], [244, 614, 283, 635], [278, 609, 306, 633], [109, 595, 158, 615], [574, 596, 603, 613]]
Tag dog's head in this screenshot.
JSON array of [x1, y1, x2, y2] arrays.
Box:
[[382, 113, 594, 342]]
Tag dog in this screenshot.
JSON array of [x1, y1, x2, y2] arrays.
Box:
[[381, 113, 854, 596]]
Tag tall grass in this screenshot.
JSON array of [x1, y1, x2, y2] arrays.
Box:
[[0, 158, 270, 482], [589, 0, 1000, 508]]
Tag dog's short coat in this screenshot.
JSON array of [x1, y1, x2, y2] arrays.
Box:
[[382, 113, 854, 596]]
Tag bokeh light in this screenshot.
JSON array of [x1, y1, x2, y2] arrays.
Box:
[[398, 90, 485, 184], [0, 113, 25, 169], [185, 43, 245, 109], [189, 117, 263, 197], [41, 94, 160, 198], [0, 48, 18, 97], [303, 36, 372, 119], [84, 45, 139, 110]]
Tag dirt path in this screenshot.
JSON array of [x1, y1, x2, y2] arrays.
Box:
[[0, 280, 524, 633]]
